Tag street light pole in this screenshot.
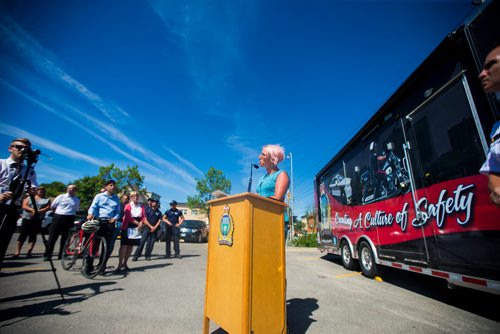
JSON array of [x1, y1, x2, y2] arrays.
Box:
[[287, 152, 294, 240]]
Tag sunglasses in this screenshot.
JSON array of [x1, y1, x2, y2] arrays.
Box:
[[11, 144, 27, 150]]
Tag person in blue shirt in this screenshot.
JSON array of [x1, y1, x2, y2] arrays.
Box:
[[133, 198, 162, 261], [478, 43, 500, 206], [162, 200, 184, 259], [87, 180, 120, 274]]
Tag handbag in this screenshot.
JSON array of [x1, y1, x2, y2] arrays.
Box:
[[127, 227, 142, 239]]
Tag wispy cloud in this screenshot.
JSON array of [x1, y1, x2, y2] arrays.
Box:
[[0, 122, 107, 166], [0, 13, 130, 124], [37, 164, 81, 183], [0, 11, 199, 189], [163, 147, 203, 175], [149, 0, 251, 116], [142, 171, 194, 196]]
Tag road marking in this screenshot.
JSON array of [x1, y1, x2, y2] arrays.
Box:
[[334, 272, 362, 278]]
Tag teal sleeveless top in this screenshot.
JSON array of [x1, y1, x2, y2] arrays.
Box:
[[256, 170, 289, 222], [256, 169, 284, 198]]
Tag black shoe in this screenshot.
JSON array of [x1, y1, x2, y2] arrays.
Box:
[[165, 254, 171, 258], [145, 257, 151, 261], [43, 256, 50, 261], [175, 254, 182, 259], [132, 257, 138, 262], [98, 269, 106, 276]]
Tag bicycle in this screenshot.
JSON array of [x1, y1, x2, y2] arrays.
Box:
[[61, 219, 108, 279]]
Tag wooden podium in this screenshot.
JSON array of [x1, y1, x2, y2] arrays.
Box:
[[203, 193, 287, 334]]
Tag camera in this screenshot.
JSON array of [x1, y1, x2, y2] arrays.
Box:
[[23, 147, 41, 164]]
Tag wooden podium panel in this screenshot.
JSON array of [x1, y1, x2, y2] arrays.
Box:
[[203, 193, 287, 334]]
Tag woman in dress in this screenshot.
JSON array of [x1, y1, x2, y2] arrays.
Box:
[[115, 191, 146, 272]]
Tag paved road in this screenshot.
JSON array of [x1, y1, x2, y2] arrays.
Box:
[[0, 234, 499, 333]]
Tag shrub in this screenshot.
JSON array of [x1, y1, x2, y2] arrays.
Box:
[[290, 233, 318, 247]]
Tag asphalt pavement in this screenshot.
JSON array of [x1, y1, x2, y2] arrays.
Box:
[[1, 234, 499, 333]]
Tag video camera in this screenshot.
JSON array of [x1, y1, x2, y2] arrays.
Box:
[[23, 147, 41, 165]]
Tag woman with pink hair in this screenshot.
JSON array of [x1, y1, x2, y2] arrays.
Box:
[[256, 144, 290, 201]]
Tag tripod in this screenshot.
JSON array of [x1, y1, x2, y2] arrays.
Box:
[[28, 181, 65, 301], [3, 152, 65, 301]]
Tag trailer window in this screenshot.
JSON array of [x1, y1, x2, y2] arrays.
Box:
[[407, 79, 484, 188]]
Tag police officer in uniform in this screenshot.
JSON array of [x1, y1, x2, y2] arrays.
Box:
[[161, 200, 184, 259]]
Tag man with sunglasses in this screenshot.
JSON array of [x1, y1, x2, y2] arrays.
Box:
[[479, 43, 500, 206], [0, 138, 38, 270]]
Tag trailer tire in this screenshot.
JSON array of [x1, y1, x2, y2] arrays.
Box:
[[341, 240, 357, 271], [358, 241, 378, 278]]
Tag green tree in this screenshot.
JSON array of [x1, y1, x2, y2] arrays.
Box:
[[73, 176, 103, 212], [98, 164, 144, 193], [39, 181, 67, 198], [187, 167, 231, 213], [73, 164, 145, 212]]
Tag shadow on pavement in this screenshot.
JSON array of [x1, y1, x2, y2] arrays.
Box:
[[380, 266, 500, 322], [320, 253, 342, 265], [287, 297, 318, 334], [127, 263, 172, 272], [0, 282, 121, 323], [0, 268, 53, 278], [205, 298, 318, 334], [320, 252, 500, 322]]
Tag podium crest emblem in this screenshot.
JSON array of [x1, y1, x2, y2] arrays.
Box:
[[218, 205, 234, 246]]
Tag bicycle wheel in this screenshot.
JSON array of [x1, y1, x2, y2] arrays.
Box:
[[81, 235, 107, 279], [61, 231, 80, 270]]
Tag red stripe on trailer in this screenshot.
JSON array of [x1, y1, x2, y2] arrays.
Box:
[[462, 276, 487, 287], [379, 260, 497, 292], [431, 271, 449, 279]]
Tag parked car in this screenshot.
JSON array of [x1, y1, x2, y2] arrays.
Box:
[[179, 220, 209, 243]]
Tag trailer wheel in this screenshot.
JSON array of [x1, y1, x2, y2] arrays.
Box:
[[358, 241, 378, 278], [341, 240, 357, 271]]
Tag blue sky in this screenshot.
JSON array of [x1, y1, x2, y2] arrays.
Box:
[[0, 0, 478, 216]]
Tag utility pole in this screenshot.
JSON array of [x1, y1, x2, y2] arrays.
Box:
[[287, 152, 294, 240]]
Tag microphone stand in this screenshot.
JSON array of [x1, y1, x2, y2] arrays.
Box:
[[247, 164, 259, 193]]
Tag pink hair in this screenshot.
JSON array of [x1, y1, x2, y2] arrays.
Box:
[[262, 144, 285, 167]]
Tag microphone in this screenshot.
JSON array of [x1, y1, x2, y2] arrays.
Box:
[[247, 164, 260, 192]]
